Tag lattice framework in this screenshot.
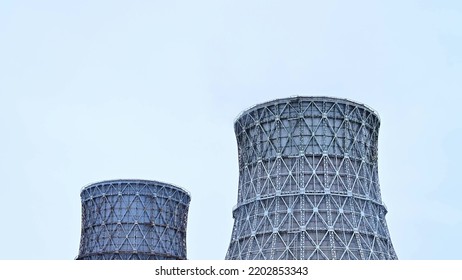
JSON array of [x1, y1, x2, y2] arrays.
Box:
[[77, 179, 190, 260], [226, 97, 397, 260]]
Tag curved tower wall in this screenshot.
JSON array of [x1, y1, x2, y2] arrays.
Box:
[[226, 96, 397, 260], [77, 179, 190, 260]]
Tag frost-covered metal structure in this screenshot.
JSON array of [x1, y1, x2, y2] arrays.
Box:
[[226, 96, 397, 260], [77, 179, 190, 260]]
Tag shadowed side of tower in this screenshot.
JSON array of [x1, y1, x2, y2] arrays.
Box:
[[77, 179, 190, 260], [226, 96, 397, 260]]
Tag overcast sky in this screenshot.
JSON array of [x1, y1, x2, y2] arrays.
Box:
[[1, 0, 461, 260]]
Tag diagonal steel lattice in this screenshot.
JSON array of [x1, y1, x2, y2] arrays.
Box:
[[77, 179, 190, 260], [226, 96, 397, 260]]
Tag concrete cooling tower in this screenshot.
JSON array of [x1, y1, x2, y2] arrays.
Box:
[[226, 96, 397, 260], [77, 179, 190, 260]]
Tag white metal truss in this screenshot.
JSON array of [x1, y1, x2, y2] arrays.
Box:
[[226, 97, 397, 260], [77, 179, 190, 260]]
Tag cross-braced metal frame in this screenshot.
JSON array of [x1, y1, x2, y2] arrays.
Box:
[[226, 97, 397, 260], [77, 179, 190, 260]]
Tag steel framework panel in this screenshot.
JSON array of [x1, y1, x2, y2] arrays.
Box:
[[226, 96, 397, 260], [77, 179, 190, 260]]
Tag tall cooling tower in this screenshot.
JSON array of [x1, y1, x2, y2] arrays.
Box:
[[77, 179, 190, 260], [226, 96, 397, 260]]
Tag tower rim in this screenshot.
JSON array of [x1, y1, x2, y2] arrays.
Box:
[[234, 96, 381, 124], [80, 178, 191, 197]]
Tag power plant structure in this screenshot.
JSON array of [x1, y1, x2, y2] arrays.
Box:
[[226, 96, 397, 260], [77, 179, 190, 260]]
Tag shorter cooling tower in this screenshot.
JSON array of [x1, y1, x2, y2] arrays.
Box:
[[77, 179, 190, 260]]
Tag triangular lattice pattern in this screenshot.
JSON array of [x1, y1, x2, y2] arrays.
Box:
[[226, 97, 397, 260], [77, 180, 190, 260]]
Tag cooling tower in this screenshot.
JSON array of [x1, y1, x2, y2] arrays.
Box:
[[226, 96, 397, 260], [77, 179, 190, 260]]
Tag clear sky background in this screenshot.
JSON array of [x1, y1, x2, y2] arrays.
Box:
[[0, 0, 461, 260]]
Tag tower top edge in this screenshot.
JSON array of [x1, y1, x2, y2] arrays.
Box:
[[234, 96, 381, 123], [80, 179, 191, 197]]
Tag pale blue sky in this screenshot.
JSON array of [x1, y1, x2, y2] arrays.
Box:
[[0, 0, 461, 259]]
